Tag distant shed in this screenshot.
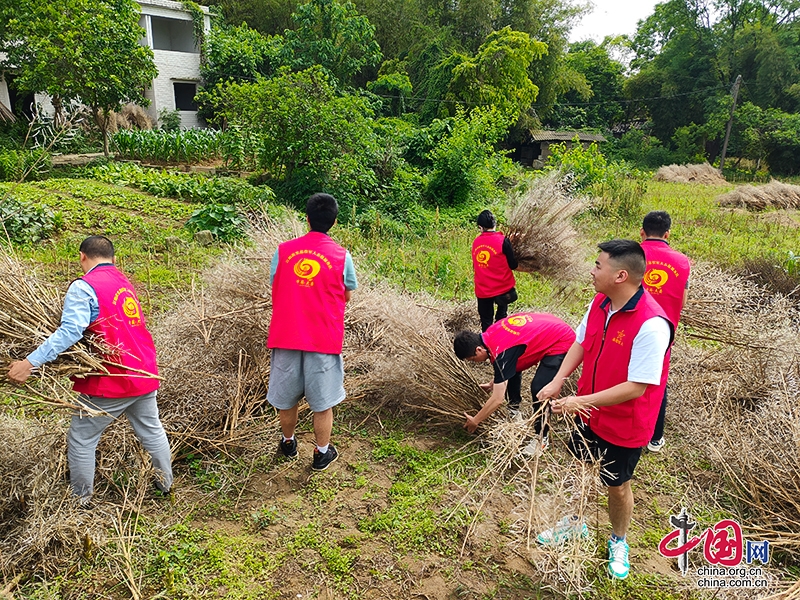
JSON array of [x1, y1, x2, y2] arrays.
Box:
[[512, 130, 606, 168]]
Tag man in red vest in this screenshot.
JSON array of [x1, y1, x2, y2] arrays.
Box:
[[453, 313, 575, 438], [535, 240, 673, 581], [8, 236, 172, 504], [472, 210, 518, 332], [267, 193, 357, 471], [640, 210, 690, 452]]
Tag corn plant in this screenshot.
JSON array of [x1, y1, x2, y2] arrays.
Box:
[[112, 129, 225, 163]]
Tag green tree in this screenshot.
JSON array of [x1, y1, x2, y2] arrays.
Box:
[[425, 106, 514, 206], [283, 0, 383, 86], [1, 0, 157, 156], [445, 27, 546, 123], [204, 0, 298, 34], [201, 23, 285, 87], [548, 39, 626, 131], [208, 66, 379, 208]]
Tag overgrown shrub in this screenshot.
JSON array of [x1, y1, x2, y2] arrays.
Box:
[[0, 196, 63, 244], [0, 149, 52, 182], [424, 107, 514, 207], [185, 203, 247, 241], [604, 130, 678, 168], [546, 140, 647, 225]]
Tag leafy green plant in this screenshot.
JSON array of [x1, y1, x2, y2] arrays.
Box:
[[0, 149, 52, 182], [158, 108, 182, 132], [186, 203, 247, 241], [113, 129, 224, 163], [0, 196, 63, 243]]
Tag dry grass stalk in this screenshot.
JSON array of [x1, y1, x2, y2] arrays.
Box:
[[0, 414, 110, 576], [654, 163, 728, 185], [717, 180, 800, 211], [505, 170, 588, 280]]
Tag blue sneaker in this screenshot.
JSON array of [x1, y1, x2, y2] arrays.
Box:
[[536, 515, 589, 545], [608, 538, 630, 579]]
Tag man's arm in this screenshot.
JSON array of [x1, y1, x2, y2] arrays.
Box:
[[343, 251, 357, 303], [7, 280, 97, 384], [464, 380, 507, 433], [502, 236, 518, 270], [551, 381, 648, 414]]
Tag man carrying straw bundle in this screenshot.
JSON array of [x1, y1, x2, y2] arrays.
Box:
[[472, 210, 518, 332], [8, 236, 172, 505], [640, 210, 690, 452], [453, 312, 575, 438], [267, 193, 357, 471], [536, 240, 673, 581]]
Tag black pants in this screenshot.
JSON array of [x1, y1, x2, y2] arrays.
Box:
[[651, 386, 668, 442], [477, 287, 518, 332], [505, 353, 566, 436]]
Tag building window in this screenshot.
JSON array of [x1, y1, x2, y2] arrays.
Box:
[[151, 16, 197, 53], [174, 82, 198, 111]]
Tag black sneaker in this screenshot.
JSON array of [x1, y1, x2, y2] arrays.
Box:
[[311, 445, 338, 471], [279, 437, 298, 459]]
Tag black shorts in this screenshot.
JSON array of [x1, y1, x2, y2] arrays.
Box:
[[568, 419, 642, 487]]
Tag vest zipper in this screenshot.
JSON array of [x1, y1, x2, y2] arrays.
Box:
[[591, 309, 613, 394]]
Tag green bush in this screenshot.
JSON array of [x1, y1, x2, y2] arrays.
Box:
[[185, 203, 247, 241], [0, 196, 63, 244], [0, 149, 52, 182], [159, 108, 182, 132], [546, 139, 647, 225], [424, 107, 514, 207]]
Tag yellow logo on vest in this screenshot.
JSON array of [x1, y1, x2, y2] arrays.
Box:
[[122, 296, 141, 320], [294, 258, 321, 287], [644, 268, 669, 291], [612, 330, 626, 345], [476, 250, 491, 266], [507, 315, 528, 327]]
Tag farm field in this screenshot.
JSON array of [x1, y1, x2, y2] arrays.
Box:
[[1, 169, 799, 600]]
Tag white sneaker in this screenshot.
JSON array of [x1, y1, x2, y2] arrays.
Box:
[[608, 538, 630, 579], [522, 435, 549, 457], [536, 515, 589, 545], [647, 437, 665, 452]]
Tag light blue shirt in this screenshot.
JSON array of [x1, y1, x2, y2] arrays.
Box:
[[270, 249, 358, 290], [27, 270, 103, 368]]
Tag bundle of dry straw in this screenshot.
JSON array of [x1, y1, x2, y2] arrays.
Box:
[[505, 170, 587, 281], [654, 163, 728, 185], [346, 286, 490, 427], [717, 180, 800, 211], [670, 261, 800, 560]]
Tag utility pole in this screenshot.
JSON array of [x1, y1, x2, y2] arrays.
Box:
[[719, 74, 742, 173]]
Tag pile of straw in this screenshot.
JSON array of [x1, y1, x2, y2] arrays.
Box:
[[670, 261, 800, 560], [505, 171, 588, 280], [654, 163, 728, 185], [717, 180, 800, 211], [346, 286, 490, 427], [0, 414, 109, 575]]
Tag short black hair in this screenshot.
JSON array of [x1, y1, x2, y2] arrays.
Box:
[[477, 210, 496, 229], [453, 331, 483, 359], [307, 193, 338, 233], [642, 211, 671, 237], [597, 239, 646, 282], [79, 235, 115, 260]]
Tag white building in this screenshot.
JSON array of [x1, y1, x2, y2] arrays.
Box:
[[0, 0, 211, 129], [137, 0, 211, 129]]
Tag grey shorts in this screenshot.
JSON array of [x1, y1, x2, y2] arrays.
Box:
[[267, 348, 345, 413]]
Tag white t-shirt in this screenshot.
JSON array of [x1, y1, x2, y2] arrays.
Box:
[[575, 304, 671, 385]]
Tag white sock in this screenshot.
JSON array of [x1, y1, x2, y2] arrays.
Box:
[[317, 444, 329, 454], [282, 435, 295, 442]]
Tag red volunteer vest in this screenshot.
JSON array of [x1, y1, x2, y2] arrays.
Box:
[[577, 290, 673, 448], [482, 313, 575, 373], [641, 239, 690, 327], [472, 231, 515, 298], [268, 231, 348, 354], [72, 265, 160, 398]]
